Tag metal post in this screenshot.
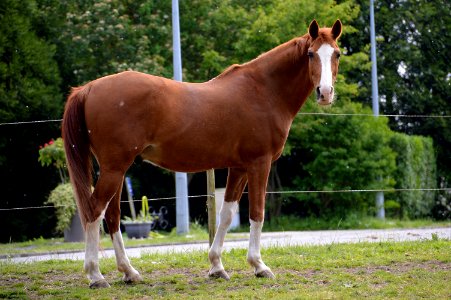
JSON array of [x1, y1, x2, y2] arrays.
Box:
[[125, 177, 136, 220], [206, 169, 216, 247], [370, 0, 385, 219], [172, 0, 189, 234], [370, 0, 379, 116]]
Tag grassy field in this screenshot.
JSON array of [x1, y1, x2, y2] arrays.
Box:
[[2, 218, 449, 258], [1, 239, 450, 299], [0, 224, 215, 258]]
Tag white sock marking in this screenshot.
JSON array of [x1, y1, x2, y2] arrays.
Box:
[[84, 215, 104, 283], [209, 201, 238, 274], [248, 219, 271, 274], [112, 231, 140, 279]]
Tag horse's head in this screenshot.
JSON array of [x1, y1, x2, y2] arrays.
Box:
[[307, 19, 342, 105]]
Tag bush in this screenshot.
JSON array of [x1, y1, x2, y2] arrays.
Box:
[[284, 101, 397, 217], [389, 133, 437, 218], [45, 183, 76, 234]]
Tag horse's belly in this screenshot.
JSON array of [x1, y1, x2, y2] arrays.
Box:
[[140, 144, 235, 173]]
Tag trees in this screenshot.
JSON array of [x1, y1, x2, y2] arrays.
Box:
[[0, 0, 61, 122], [0, 0, 446, 241], [283, 102, 397, 217], [374, 0, 450, 178], [342, 1, 450, 214], [0, 0, 63, 242]]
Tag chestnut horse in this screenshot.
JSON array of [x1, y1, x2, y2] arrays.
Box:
[[62, 19, 342, 288]]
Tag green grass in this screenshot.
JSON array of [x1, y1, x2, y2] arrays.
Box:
[[252, 215, 451, 232], [1, 218, 449, 258], [1, 240, 450, 299], [0, 223, 220, 257]]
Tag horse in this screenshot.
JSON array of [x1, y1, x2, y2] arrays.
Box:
[[62, 19, 342, 288]]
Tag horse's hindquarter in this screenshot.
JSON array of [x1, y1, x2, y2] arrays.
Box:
[[84, 71, 290, 172]]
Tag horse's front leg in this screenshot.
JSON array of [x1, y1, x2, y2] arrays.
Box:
[[208, 168, 247, 280], [246, 159, 275, 279]]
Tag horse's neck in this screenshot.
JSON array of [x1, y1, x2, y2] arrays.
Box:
[[247, 35, 314, 116]]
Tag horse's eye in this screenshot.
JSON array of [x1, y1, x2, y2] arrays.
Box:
[[336, 53, 341, 59], [308, 51, 314, 58]]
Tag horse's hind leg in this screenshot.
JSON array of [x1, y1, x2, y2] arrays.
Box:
[[84, 169, 124, 288], [246, 158, 275, 279], [104, 182, 142, 284], [208, 168, 247, 280]]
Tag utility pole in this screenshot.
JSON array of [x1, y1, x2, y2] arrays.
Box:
[[172, 0, 189, 234], [370, 0, 385, 219]]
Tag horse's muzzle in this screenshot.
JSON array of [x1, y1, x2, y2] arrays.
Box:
[[316, 85, 334, 105]]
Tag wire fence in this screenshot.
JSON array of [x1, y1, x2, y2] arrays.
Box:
[[0, 112, 449, 212], [1, 111, 451, 127], [1, 187, 449, 211]]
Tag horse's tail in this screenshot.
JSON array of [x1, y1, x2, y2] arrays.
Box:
[[62, 85, 93, 229]]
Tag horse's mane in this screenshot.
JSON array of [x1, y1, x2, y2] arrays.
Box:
[[211, 33, 312, 81]]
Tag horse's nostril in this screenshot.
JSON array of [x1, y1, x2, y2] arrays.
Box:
[[330, 86, 334, 94], [316, 87, 320, 96]]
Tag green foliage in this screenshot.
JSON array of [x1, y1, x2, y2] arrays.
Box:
[[285, 101, 397, 216], [0, 0, 62, 123], [1, 0, 447, 242], [38, 137, 67, 183], [355, 0, 451, 183], [42, 0, 173, 86], [45, 183, 76, 234], [389, 133, 437, 218], [256, 214, 449, 232]]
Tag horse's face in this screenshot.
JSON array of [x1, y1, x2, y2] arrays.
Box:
[[307, 20, 342, 105]]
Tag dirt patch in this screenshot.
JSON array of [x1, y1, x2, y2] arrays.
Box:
[[277, 260, 450, 287], [345, 260, 450, 275]]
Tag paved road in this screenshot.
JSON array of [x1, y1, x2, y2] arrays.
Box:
[[3, 227, 450, 263]]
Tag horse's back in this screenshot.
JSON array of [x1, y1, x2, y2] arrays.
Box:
[[82, 70, 287, 172]]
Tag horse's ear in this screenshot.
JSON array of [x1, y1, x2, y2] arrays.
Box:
[[331, 19, 342, 40], [309, 19, 319, 40]]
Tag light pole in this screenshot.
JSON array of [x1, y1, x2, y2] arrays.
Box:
[[370, 0, 385, 219], [172, 0, 190, 233]]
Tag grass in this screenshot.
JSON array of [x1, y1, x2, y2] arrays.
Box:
[[0, 222, 232, 258], [1, 218, 449, 258], [254, 215, 451, 232], [1, 239, 450, 299]]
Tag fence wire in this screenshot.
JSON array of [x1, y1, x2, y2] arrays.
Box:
[[1, 187, 449, 211], [0, 112, 449, 212], [1, 111, 451, 127]]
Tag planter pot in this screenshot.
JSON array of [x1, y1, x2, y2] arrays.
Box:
[[64, 210, 85, 242], [123, 222, 152, 239]]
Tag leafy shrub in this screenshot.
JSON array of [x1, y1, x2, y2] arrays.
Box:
[[45, 183, 76, 233], [38, 138, 68, 183], [285, 101, 396, 217], [389, 133, 436, 218], [433, 177, 451, 220]]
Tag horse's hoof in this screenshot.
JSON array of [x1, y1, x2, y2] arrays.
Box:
[[256, 269, 275, 279], [89, 279, 111, 289], [123, 272, 143, 284], [209, 270, 230, 281]]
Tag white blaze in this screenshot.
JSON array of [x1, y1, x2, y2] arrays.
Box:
[[317, 44, 334, 88]]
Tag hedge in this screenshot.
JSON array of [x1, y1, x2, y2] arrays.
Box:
[[390, 133, 436, 218]]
